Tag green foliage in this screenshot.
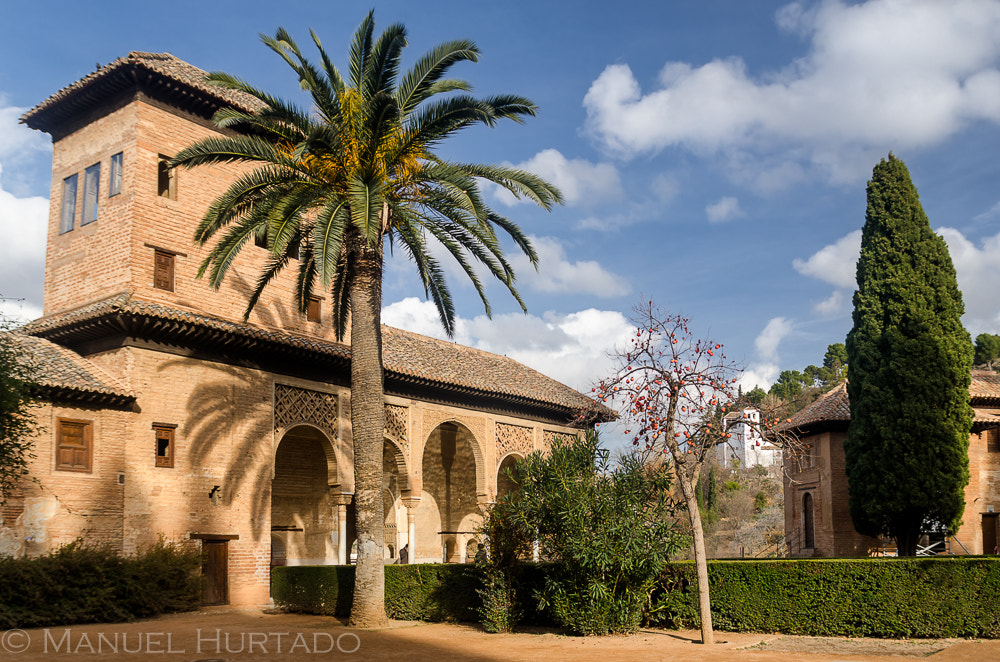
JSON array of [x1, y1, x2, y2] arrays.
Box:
[[0, 331, 38, 502], [273, 563, 482, 622], [277, 557, 1000, 638], [823, 342, 848, 379], [974, 333, 1000, 368], [482, 431, 684, 635], [648, 558, 1000, 638], [753, 491, 767, 512], [845, 154, 974, 555], [768, 370, 811, 400], [0, 540, 200, 629]]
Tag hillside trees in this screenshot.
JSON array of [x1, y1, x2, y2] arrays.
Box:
[[845, 154, 973, 557], [974, 333, 1000, 369]]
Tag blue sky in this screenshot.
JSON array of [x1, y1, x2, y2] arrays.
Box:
[[2, 0, 999, 403]]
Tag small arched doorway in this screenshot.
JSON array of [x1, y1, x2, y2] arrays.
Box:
[[803, 492, 815, 550]]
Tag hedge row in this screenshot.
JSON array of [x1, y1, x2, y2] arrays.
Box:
[[274, 557, 1000, 638], [0, 541, 201, 629], [652, 558, 1000, 638]]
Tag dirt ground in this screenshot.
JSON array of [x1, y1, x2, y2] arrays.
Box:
[[1, 609, 997, 661]]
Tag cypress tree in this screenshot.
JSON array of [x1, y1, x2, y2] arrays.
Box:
[[845, 154, 973, 557]]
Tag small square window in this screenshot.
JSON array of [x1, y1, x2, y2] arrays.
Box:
[[307, 296, 321, 322], [157, 155, 176, 199], [109, 152, 123, 197], [154, 250, 175, 291], [60, 174, 78, 234], [153, 423, 176, 468], [56, 418, 92, 472], [82, 162, 100, 225]]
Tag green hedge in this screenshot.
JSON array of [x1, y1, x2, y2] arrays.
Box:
[[649, 558, 1000, 638], [272, 564, 481, 621], [0, 540, 201, 629], [276, 557, 1000, 638]]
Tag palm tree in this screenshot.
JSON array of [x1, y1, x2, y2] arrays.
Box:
[[171, 13, 561, 627]]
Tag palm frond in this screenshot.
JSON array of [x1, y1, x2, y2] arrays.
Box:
[[396, 40, 479, 114]]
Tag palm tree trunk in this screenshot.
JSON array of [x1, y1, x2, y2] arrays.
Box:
[[347, 232, 388, 628], [677, 469, 714, 645]]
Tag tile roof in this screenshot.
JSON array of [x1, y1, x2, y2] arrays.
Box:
[[3, 332, 131, 400], [781, 373, 1000, 432], [20, 293, 601, 416], [970, 370, 1000, 401], [780, 381, 850, 432], [22, 51, 262, 127]]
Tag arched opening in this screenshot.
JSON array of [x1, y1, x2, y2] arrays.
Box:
[[271, 425, 337, 565], [496, 454, 521, 501], [803, 492, 815, 550], [383, 439, 406, 559], [420, 421, 481, 562]]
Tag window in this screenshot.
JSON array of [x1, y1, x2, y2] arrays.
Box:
[[307, 296, 321, 322], [109, 152, 123, 197], [802, 492, 815, 549], [987, 427, 1000, 453], [153, 423, 176, 468], [56, 418, 92, 472], [254, 229, 268, 249], [153, 250, 175, 291], [157, 155, 176, 199], [60, 174, 78, 234], [82, 162, 100, 225]]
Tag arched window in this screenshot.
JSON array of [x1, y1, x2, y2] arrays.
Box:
[[803, 492, 815, 549]]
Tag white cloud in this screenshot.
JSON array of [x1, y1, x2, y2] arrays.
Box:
[[705, 196, 744, 224], [755, 316, 794, 362], [814, 289, 847, 317], [939, 227, 1000, 333], [382, 297, 635, 391], [739, 363, 781, 392], [795, 227, 1000, 331], [491, 148, 622, 207], [583, 0, 1000, 185], [738, 317, 794, 391], [793, 229, 862, 288], [0, 102, 50, 163], [0, 163, 47, 314], [511, 235, 630, 297]]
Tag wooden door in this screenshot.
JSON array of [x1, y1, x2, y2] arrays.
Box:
[[983, 514, 998, 555], [201, 540, 229, 605]]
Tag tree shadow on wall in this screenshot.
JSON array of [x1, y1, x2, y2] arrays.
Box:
[[159, 358, 274, 541]]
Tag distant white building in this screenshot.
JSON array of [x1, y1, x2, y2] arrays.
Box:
[[717, 409, 782, 468]]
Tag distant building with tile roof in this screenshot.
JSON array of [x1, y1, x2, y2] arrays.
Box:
[[2, 52, 604, 606], [780, 374, 1000, 557]]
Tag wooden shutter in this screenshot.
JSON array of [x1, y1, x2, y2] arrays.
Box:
[[154, 251, 175, 291], [56, 419, 92, 472]]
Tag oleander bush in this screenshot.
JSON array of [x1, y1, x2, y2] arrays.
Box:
[[0, 539, 201, 629]]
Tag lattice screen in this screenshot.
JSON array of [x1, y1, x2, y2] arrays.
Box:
[[496, 422, 533, 457], [384, 404, 409, 455], [274, 384, 338, 439]]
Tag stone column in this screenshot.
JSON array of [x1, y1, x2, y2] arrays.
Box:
[[402, 497, 421, 564], [331, 493, 353, 565]]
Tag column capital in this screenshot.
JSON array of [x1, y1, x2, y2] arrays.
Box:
[[330, 492, 354, 507], [401, 496, 422, 510]]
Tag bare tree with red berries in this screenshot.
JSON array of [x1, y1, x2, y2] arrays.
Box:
[[590, 302, 794, 645]]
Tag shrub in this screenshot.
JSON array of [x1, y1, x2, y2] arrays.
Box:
[[482, 431, 684, 635], [0, 539, 200, 629]]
